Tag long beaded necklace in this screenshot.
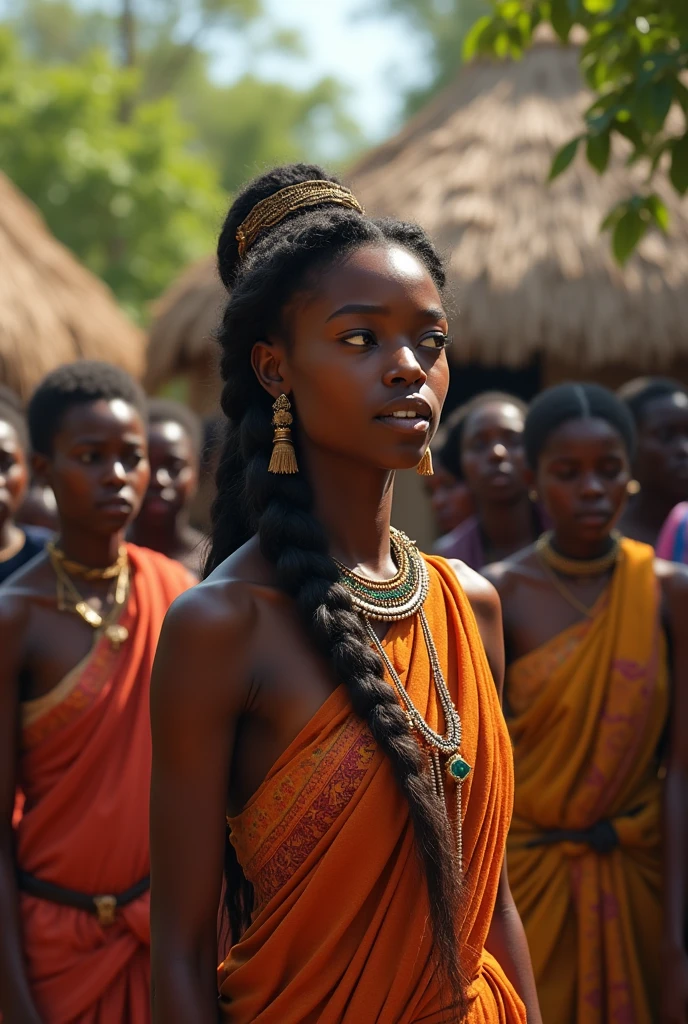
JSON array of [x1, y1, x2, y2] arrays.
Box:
[[47, 542, 130, 650], [334, 528, 472, 872]]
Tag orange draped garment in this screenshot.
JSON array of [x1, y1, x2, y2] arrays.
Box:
[[14, 545, 191, 1024], [218, 555, 526, 1023], [506, 539, 667, 1024]]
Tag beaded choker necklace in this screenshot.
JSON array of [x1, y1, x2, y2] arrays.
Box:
[[536, 530, 621, 577], [334, 528, 471, 872]]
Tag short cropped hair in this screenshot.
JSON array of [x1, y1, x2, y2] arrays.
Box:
[[147, 398, 202, 456], [524, 382, 636, 469], [0, 384, 29, 451], [28, 361, 147, 456], [617, 377, 688, 426]]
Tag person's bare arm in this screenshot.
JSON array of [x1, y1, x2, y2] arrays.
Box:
[[0, 591, 42, 1024], [658, 562, 688, 1024], [150, 581, 254, 1024], [451, 560, 542, 1022]]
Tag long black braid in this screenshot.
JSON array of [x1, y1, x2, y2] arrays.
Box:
[[206, 164, 466, 1017]]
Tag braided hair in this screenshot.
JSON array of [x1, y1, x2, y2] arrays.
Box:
[[206, 164, 466, 1016]]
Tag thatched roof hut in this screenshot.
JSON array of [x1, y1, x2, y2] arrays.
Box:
[[348, 32, 688, 388], [145, 255, 224, 414], [0, 172, 144, 400]]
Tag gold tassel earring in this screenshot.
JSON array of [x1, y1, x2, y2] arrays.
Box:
[[417, 447, 434, 477], [268, 394, 299, 475]]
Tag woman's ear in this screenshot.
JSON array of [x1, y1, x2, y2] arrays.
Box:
[[31, 452, 50, 487], [524, 466, 538, 503], [251, 339, 291, 401]]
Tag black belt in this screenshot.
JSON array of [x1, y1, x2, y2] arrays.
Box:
[[17, 870, 149, 927], [525, 806, 643, 855]]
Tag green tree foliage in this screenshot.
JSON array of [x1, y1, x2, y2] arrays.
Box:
[[0, 29, 223, 317], [371, 0, 490, 114], [464, 0, 688, 262]]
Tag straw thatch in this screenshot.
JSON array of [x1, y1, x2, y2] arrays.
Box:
[[0, 173, 144, 400], [348, 34, 688, 370], [145, 255, 224, 412]]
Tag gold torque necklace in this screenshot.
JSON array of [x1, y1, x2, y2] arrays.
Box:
[[47, 541, 130, 650], [334, 528, 471, 873], [535, 531, 621, 619]]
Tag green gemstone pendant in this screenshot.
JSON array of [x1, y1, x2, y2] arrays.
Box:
[[446, 754, 472, 783]]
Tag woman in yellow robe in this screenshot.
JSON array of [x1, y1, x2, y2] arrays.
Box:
[[486, 383, 688, 1024]]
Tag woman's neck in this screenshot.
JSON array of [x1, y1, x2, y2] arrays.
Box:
[[307, 448, 396, 577], [549, 529, 616, 562], [478, 494, 535, 551], [130, 513, 188, 555], [56, 525, 125, 568], [0, 519, 24, 556]]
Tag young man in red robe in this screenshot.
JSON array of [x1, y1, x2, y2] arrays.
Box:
[[0, 362, 191, 1024]]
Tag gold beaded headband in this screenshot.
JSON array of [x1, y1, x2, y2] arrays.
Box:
[[235, 180, 365, 258]]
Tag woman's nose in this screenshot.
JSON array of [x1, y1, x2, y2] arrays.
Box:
[[383, 345, 427, 388]]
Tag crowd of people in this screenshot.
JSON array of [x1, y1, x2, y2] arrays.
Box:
[[0, 162, 687, 1024]]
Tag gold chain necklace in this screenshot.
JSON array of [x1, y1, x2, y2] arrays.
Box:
[[335, 528, 471, 872], [47, 542, 130, 650]]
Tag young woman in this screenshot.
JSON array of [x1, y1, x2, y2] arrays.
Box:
[[435, 393, 543, 570], [129, 398, 205, 577], [424, 415, 474, 539], [0, 362, 191, 1024], [618, 377, 688, 547], [0, 385, 50, 584], [485, 383, 688, 1024], [149, 165, 540, 1023]]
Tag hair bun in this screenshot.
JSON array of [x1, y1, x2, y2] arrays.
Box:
[[217, 164, 341, 290]]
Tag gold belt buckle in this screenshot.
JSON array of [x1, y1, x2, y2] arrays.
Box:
[[93, 894, 117, 927]]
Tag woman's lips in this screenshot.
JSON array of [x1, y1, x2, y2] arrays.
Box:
[[375, 415, 430, 432]]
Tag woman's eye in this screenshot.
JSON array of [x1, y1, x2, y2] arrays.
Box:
[[419, 333, 451, 350], [78, 452, 96, 465], [342, 331, 374, 348]]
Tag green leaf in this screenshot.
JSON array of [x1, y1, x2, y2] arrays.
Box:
[[633, 80, 673, 132], [549, 136, 582, 180], [587, 131, 611, 172], [463, 16, 494, 61], [550, 0, 573, 42], [645, 194, 669, 232], [670, 132, 688, 195], [612, 208, 647, 264]]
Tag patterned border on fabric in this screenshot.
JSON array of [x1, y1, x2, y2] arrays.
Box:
[[21, 627, 126, 751], [244, 717, 377, 910]]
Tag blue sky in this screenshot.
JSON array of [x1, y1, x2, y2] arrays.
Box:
[[209, 0, 428, 142]]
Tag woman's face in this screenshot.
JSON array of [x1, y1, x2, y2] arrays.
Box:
[[535, 417, 630, 544], [37, 399, 150, 536], [423, 468, 474, 535], [0, 418, 29, 532], [138, 419, 198, 527], [461, 401, 527, 505], [634, 392, 688, 501], [254, 243, 450, 474]]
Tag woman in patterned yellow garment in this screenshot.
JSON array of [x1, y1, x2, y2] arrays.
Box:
[[486, 383, 688, 1024], [148, 164, 541, 1022]]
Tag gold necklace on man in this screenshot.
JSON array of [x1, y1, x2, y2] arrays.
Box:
[[535, 530, 621, 618], [47, 541, 130, 650], [334, 528, 471, 873]]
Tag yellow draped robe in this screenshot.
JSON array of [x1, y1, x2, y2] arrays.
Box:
[[507, 539, 668, 1024]]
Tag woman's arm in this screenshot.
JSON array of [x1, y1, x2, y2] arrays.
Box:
[[150, 583, 253, 1024], [0, 594, 42, 1024], [659, 564, 688, 1024], [486, 862, 542, 1024]]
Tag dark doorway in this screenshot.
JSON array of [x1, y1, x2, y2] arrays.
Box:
[[443, 358, 542, 420]]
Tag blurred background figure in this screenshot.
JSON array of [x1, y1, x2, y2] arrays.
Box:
[[18, 481, 58, 534], [618, 378, 688, 547], [422, 412, 474, 539], [657, 500, 688, 564], [0, 384, 50, 584], [129, 398, 205, 578], [435, 392, 544, 570]]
